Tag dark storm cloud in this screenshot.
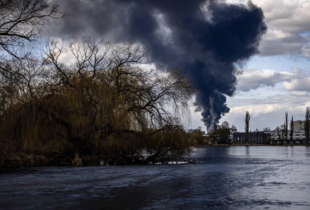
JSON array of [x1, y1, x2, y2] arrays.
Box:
[[51, 0, 267, 130]]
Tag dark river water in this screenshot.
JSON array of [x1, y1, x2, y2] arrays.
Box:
[[1, 146, 310, 210]]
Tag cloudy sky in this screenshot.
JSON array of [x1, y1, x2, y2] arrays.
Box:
[[212, 0, 310, 132], [47, 0, 310, 132]]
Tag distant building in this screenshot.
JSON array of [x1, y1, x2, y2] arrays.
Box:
[[232, 132, 270, 144], [293, 130, 306, 140], [270, 130, 305, 140], [293, 120, 305, 131]]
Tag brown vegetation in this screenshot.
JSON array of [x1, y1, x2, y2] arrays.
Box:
[[0, 1, 202, 168], [0, 39, 197, 167], [208, 121, 232, 144]]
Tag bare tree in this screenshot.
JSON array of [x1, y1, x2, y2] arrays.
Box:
[[0, 0, 61, 57], [290, 116, 294, 142], [43, 40, 194, 164], [263, 127, 271, 132], [245, 111, 250, 144], [275, 126, 281, 140], [221, 121, 230, 129], [305, 107, 310, 142], [0, 0, 62, 87]]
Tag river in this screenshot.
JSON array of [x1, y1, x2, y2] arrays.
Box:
[[1, 146, 310, 210]]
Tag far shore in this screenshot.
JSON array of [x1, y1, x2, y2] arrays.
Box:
[[199, 144, 310, 147]]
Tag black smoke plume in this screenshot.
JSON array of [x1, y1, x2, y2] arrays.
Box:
[[50, 0, 267, 130]]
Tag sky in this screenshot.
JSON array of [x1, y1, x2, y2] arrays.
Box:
[[45, 0, 310, 133], [214, 0, 310, 132]]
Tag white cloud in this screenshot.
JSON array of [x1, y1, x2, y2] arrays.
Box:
[[264, 30, 292, 41], [220, 93, 310, 131], [223, 65, 310, 131], [283, 78, 310, 91], [237, 69, 292, 91], [227, 0, 310, 33], [302, 44, 310, 57], [254, 0, 310, 33], [289, 91, 309, 96], [259, 30, 308, 56], [236, 67, 310, 93], [253, 0, 310, 57], [192, 65, 310, 131], [216, 1, 310, 132], [226, 0, 310, 57]]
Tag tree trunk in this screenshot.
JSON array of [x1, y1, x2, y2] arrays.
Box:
[[72, 150, 82, 166]]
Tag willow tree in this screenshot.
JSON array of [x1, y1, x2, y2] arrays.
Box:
[[0, 0, 62, 166], [0, 0, 62, 80], [245, 111, 250, 144], [41, 40, 194, 165], [0, 48, 59, 167], [0, 0, 62, 109], [0, 36, 194, 166]]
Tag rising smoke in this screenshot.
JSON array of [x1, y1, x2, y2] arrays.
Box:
[[49, 0, 267, 130]]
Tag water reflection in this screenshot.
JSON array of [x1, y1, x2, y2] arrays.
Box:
[[305, 146, 310, 157], [286, 146, 294, 158], [290, 146, 294, 158]]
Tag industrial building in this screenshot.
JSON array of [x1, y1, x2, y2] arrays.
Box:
[[232, 132, 270, 144]]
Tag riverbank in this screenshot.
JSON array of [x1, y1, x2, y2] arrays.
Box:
[[230, 143, 310, 146], [2, 144, 310, 170], [0, 150, 195, 169]]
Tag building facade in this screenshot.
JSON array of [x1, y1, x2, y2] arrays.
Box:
[[232, 132, 270, 144], [293, 120, 305, 131], [270, 130, 306, 140]]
